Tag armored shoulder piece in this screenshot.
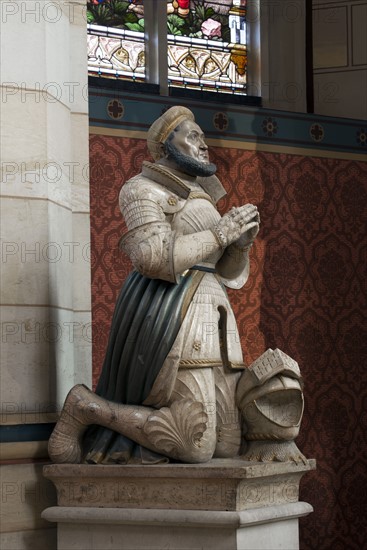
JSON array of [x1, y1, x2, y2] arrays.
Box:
[[119, 175, 184, 282], [119, 175, 185, 231]]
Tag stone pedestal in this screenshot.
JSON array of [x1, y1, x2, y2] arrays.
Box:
[[42, 458, 315, 550]]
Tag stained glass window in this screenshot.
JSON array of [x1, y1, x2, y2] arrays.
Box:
[[87, 1, 248, 95], [87, 0, 145, 81], [167, 1, 247, 94]]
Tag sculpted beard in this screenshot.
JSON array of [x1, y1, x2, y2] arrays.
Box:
[[165, 139, 217, 178]]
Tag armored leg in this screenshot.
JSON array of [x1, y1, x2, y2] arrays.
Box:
[[49, 377, 216, 464], [213, 366, 242, 458]]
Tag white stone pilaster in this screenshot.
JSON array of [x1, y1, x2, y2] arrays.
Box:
[[0, 3, 90, 545], [0, 0, 91, 416]]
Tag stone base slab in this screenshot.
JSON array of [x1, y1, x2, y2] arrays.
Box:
[[43, 458, 316, 512]]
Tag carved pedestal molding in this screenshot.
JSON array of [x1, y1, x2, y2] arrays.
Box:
[[42, 458, 315, 550]]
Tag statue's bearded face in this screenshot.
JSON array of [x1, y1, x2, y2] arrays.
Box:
[[165, 120, 217, 177]]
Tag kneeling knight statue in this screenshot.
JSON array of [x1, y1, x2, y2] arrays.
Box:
[[49, 106, 306, 466]]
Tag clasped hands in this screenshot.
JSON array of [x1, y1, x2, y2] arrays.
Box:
[[213, 204, 260, 250]]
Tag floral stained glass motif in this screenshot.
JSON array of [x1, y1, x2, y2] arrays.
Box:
[[167, 1, 247, 95], [87, 0, 145, 80], [87, 1, 248, 93]]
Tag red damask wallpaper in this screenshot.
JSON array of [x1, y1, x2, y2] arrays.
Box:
[[89, 133, 367, 550]]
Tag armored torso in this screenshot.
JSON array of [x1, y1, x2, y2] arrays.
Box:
[[119, 162, 245, 408]]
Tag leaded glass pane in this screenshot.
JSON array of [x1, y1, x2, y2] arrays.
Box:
[[87, 1, 145, 80], [167, 0, 247, 94]]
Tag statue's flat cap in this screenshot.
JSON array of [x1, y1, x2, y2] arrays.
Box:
[[147, 106, 195, 160]]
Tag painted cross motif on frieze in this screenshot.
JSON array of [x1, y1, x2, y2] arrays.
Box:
[[107, 99, 124, 120], [213, 112, 229, 131], [310, 123, 324, 142]]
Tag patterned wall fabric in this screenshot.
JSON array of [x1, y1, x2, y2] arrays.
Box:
[[90, 133, 367, 550]]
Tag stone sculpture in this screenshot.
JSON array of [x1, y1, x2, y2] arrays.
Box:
[[49, 106, 306, 466]]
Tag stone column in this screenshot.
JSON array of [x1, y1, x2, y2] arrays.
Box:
[[0, 2, 90, 547]]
